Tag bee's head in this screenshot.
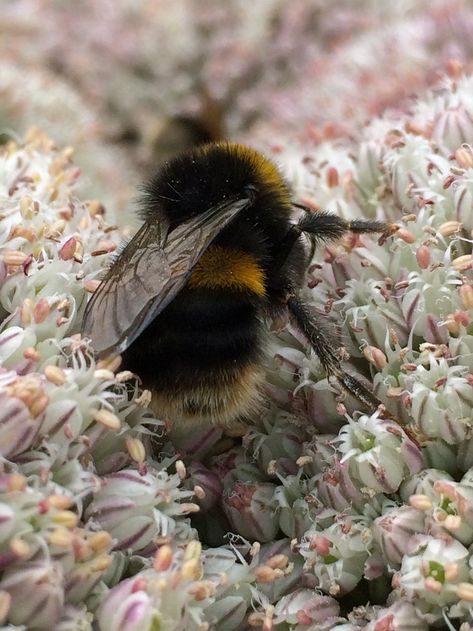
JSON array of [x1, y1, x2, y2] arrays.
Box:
[[138, 142, 291, 226]]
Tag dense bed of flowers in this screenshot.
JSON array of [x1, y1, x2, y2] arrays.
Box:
[[2, 70, 473, 629]]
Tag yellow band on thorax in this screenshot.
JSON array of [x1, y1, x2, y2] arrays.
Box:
[[188, 246, 265, 296]]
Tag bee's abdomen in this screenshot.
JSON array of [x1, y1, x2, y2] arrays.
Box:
[[122, 287, 266, 424]]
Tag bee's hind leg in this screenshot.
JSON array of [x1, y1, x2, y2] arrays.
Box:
[[286, 293, 421, 445], [285, 293, 386, 412]]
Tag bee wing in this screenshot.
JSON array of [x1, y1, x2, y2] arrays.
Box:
[[82, 195, 251, 356]]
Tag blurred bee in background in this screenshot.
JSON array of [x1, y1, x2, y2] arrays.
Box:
[[147, 91, 224, 167], [82, 142, 398, 426], [113, 88, 224, 173]]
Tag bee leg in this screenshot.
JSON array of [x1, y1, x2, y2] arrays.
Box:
[[285, 293, 382, 409], [294, 207, 399, 246], [274, 210, 398, 273]]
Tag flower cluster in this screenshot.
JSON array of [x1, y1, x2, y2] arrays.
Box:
[[0, 131, 198, 628], [251, 68, 473, 628], [4, 64, 473, 629]]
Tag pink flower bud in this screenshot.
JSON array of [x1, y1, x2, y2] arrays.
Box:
[[415, 245, 431, 269], [0, 392, 40, 458], [59, 236, 77, 260], [373, 506, 426, 568], [0, 560, 64, 628], [223, 482, 278, 542], [187, 462, 223, 511], [396, 228, 416, 244], [97, 576, 153, 631]]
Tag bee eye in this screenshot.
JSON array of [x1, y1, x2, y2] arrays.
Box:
[[243, 184, 257, 202]]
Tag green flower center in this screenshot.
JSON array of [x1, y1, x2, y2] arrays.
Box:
[[440, 496, 456, 515], [359, 434, 375, 452], [428, 561, 445, 584]]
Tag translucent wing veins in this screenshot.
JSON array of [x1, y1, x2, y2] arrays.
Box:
[[82, 195, 251, 356]]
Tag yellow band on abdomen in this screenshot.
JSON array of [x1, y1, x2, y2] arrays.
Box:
[[188, 245, 265, 296]]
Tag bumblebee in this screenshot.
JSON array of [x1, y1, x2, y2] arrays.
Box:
[[82, 142, 397, 426]]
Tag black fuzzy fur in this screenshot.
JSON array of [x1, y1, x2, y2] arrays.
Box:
[[122, 143, 390, 420], [124, 144, 306, 396]]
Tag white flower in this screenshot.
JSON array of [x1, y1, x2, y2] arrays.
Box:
[[338, 414, 423, 494], [395, 535, 470, 619]]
